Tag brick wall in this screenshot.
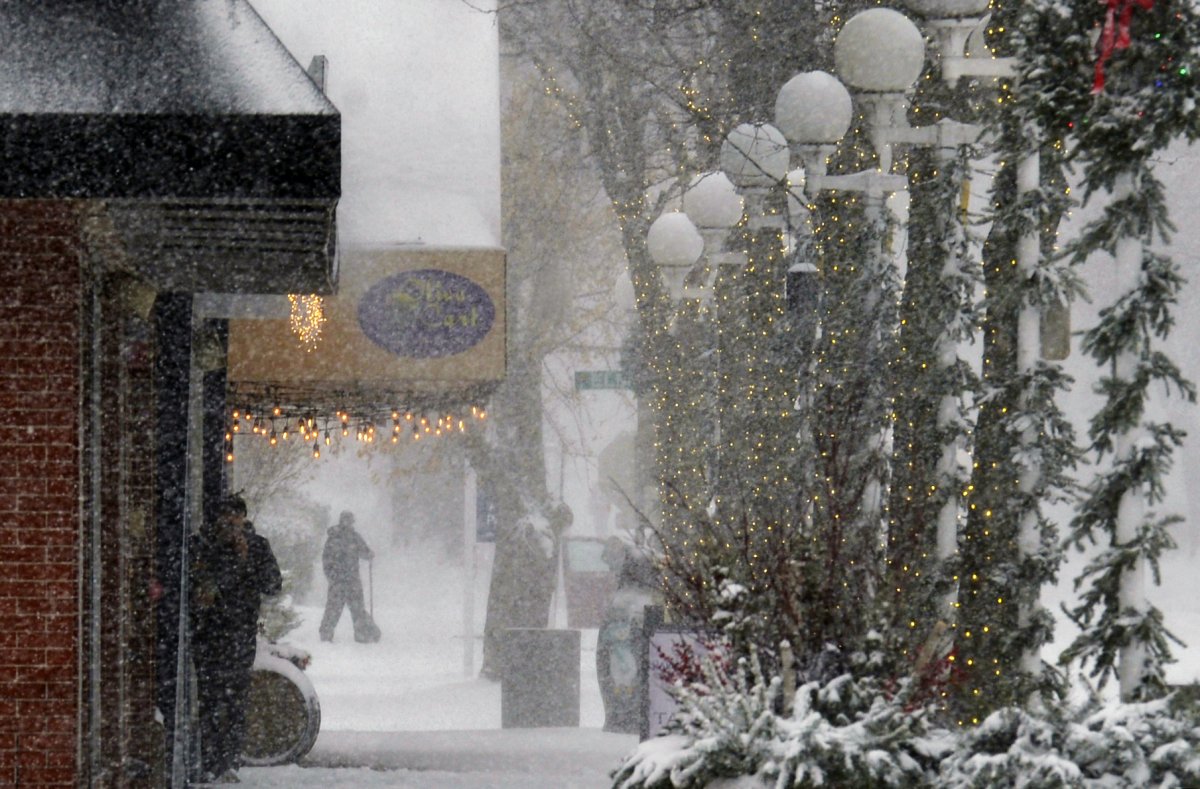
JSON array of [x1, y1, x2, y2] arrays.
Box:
[[0, 201, 83, 787]]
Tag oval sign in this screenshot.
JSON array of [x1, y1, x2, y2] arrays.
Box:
[[357, 269, 495, 358]]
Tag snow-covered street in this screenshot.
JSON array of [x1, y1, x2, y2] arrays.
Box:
[[241, 729, 634, 788], [233, 539, 635, 786]]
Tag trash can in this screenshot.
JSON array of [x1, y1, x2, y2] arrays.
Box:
[[501, 628, 580, 728]]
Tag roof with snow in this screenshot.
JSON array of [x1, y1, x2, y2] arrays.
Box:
[[0, 0, 341, 293]]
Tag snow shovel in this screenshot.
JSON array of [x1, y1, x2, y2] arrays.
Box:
[[368, 556, 374, 619]]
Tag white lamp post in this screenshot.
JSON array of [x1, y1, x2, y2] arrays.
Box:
[[840, 3, 1056, 684]]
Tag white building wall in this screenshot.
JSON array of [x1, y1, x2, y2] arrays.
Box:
[[249, 0, 502, 249]]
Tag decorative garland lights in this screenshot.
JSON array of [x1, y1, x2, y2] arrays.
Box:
[[505, 0, 1200, 785], [222, 404, 487, 463], [287, 293, 326, 351]]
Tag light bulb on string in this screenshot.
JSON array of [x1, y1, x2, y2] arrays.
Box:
[[312, 441, 320, 459]]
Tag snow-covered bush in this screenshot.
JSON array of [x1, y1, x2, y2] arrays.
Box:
[[612, 650, 779, 788], [613, 649, 943, 788], [614, 661, 1200, 789], [938, 705, 1084, 788], [938, 690, 1200, 788]]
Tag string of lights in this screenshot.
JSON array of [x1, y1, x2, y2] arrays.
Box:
[[223, 382, 494, 463]]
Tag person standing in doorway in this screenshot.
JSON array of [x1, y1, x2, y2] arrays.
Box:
[[190, 494, 282, 783], [319, 510, 381, 643]]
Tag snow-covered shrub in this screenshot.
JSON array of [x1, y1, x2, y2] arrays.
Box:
[[612, 650, 943, 789], [938, 691, 1200, 788], [614, 658, 1200, 789], [938, 705, 1084, 788], [764, 675, 940, 788], [1064, 694, 1200, 786], [613, 650, 779, 788]]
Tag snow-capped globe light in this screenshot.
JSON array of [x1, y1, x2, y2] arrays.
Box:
[[834, 8, 926, 93], [646, 211, 704, 267], [646, 211, 704, 302], [897, 0, 991, 18], [719, 123, 790, 189], [774, 71, 853, 146], [682, 172, 743, 230]]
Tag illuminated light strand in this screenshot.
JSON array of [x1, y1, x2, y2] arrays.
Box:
[[224, 403, 488, 462], [287, 294, 326, 351]]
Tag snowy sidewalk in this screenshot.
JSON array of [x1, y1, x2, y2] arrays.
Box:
[[239, 728, 635, 787], [232, 547, 635, 787]]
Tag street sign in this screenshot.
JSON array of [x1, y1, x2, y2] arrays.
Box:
[[574, 370, 631, 391]]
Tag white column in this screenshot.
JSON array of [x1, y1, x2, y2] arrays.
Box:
[[1014, 146, 1044, 677], [1111, 171, 1148, 698], [462, 462, 478, 677], [934, 144, 964, 605]]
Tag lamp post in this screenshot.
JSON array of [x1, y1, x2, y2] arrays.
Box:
[[835, 3, 1068, 700], [643, 4, 1061, 698], [647, 68, 912, 625], [832, 7, 987, 631]]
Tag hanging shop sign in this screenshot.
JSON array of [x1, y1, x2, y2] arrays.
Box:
[[358, 269, 496, 358], [227, 247, 506, 388]]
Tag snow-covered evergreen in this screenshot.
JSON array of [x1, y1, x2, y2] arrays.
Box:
[[1020, 0, 1200, 700]]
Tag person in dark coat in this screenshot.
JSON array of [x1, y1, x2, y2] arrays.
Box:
[[190, 494, 282, 783], [319, 510, 380, 643]]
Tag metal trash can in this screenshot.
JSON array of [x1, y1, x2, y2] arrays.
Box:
[[500, 628, 580, 728]]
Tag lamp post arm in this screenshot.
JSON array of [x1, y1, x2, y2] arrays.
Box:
[[941, 55, 1017, 84], [871, 117, 984, 151], [805, 171, 907, 200]]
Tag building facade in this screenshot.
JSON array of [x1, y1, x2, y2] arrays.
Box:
[[0, 3, 339, 786]]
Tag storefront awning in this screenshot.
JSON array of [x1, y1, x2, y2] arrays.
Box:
[[0, 0, 340, 293]]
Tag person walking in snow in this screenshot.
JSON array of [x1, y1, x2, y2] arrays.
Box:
[[319, 510, 381, 643], [190, 494, 282, 783]]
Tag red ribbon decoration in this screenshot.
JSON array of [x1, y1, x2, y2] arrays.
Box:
[[1093, 0, 1155, 94]]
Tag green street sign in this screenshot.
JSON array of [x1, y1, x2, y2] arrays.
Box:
[[575, 370, 631, 391]]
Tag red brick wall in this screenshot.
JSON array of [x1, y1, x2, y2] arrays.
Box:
[[0, 201, 83, 787]]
